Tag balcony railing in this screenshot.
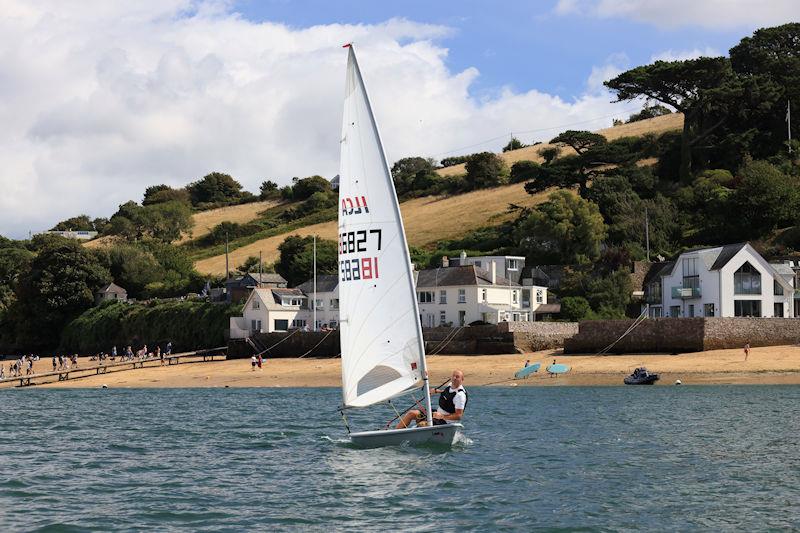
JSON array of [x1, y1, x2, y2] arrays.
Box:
[[672, 286, 701, 299]]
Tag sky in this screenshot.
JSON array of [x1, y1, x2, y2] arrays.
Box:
[[0, 0, 798, 239]]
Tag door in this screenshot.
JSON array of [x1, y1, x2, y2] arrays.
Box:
[[459, 310, 466, 326]]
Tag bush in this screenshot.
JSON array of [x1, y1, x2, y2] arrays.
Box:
[[465, 152, 508, 190], [560, 296, 593, 321], [60, 301, 242, 354], [187, 172, 244, 206], [291, 176, 331, 201], [510, 161, 541, 183]]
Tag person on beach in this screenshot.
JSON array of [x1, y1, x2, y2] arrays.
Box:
[[158, 346, 164, 366], [72, 354, 78, 368], [166, 341, 172, 356], [524, 359, 530, 367], [0, 365, 4, 379], [52, 356, 57, 372], [111, 345, 117, 360], [125, 345, 133, 361], [744, 342, 750, 361], [257, 354, 263, 369], [251, 355, 257, 371], [397, 369, 467, 429], [26, 358, 33, 375]]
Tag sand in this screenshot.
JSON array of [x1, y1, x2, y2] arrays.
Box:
[[6, 345, 800, 389]]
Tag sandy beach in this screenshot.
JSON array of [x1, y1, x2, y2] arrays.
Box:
[[3, 345, 800, 389]]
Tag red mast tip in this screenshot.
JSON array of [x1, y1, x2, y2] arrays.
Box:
[[342, 43, 351, 48]]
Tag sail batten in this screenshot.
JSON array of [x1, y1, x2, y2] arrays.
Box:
[[338, 46, 427, 409]]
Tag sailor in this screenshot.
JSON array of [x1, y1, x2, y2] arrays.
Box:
[[396, 369, 467, 429]]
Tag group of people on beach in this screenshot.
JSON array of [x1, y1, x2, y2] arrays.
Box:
[[250, 354, 264, 370], [1, 341, 175, 381]]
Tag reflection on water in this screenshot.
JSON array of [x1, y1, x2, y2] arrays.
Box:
[[0, 386, 799, 530]]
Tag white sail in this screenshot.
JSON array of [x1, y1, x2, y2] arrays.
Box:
[[338, 45, 427, 408]]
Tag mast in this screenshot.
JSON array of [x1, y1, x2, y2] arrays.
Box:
[[313, 234, 317, 332], [347, 45, 433, 425]]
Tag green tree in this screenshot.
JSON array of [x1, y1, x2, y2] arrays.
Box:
[[236, 256, 275, 275], [97, 244, 163, 298], [439, 155, 471, 167], [560, 296, 593, 321], [187, 172, 244, 206], [51, 214, 96, 231], [626, 104, 673, 123], [550, 130, 606, 155], [465, 152, 508, 190], [291, 176, 332, 201], [0, 246, 33, 312], [509, 161, 541, 183], [538, 146, 560, 164], [605, 57, 737, 181], [730, 160, 800, 238], [275, 235, 338, 287], [502, 137, 526, 152], [108, 201, 191, 243], [391, 157, 438, 196], [586, 269, 632, 318], [143, 185, 190, 206], [14, 236, 110, 349], [259, 180, 279, 199], [516, 191, 607, 264]]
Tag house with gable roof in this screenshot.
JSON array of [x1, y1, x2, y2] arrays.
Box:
[[229, 287, 308, 338], [643, 243, 795, 318]]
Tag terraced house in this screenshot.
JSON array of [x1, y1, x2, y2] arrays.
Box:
[[643, 243, 796, 318]]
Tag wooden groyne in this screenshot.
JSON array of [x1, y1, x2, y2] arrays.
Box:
[[0, 347, 227, 388]]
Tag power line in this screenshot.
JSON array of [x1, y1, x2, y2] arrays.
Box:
[[431, 105, 644, 158]]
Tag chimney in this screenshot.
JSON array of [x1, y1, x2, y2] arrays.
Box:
[[491, 261, 497, 285], [442, 255, 449, 267]]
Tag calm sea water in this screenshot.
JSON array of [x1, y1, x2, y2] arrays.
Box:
[[1, 386, 799, 531]]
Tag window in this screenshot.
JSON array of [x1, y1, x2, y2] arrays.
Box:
[[507, 258, 519, 271], [682, 257, 699, 291], [688, 304, 695, 317], [669, 305, 681, 318], [734, 300, 761, 317], [512, 312, 519, 321], [418, 291, 434, 303], [252, 300, 260, 310], [458, 289, 466, 303], [512, 290, 519, 304], [273, 319, 288, 331], [481, 289, 487, 302], [291, 319, 307, 328], [439, 290, 447, 304], [250, 319, 262, 332], [774, 280, 784, 296], [649, 307, 663, 318], [315, 299, 323, 310], [293, 298, 303, 306], [646, 281, 662, 302], [734, 262, 761, 295], [704, 303, 715, 317], [439, 311, 446, 325], [536, 289, 543, 304], [474, 261, 482, 268], [774, 303, 784, 317], [330, 299, 339, 309], [522, 289, 531, 307]]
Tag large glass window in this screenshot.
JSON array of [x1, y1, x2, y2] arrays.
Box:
[[669, 305, 681, 318], [704, 303, 715, 317], [734, 262, 761, 294], [734, 300, 761, 317], [439, 290, 447, 304], [647, 281, 662, 302], [682, 257, 699, 290], [458, 289, 466, 303], [774, 280, 784, 296], [774, 303, 784, 317]]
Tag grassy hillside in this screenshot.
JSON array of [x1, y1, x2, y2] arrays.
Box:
[[177, 199, 280, 244], [436, 113, 683, 177], [194, 183, 550, 275], [190, 113, 684, 276]]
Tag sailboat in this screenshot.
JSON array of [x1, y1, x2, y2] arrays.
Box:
[[337, 44, 463, 448]]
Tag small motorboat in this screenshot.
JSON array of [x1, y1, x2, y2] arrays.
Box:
[[624, 367, 659, 385]]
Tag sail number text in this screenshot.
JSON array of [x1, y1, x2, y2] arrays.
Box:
[[339, 229, 382, 282]]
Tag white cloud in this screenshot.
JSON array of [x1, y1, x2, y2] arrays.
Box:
[[0, 0, 626, 238], [554, 0, 800, 30], [650, 47, 722, 62]]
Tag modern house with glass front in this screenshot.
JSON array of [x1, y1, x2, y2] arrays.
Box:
[[643, 243, 796, 318]]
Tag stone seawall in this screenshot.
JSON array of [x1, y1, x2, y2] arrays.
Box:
[[703, 318, 800, 350], [499, 321, 579, 352], [563, 317, 800, 354], [228, 322, 579, 358]]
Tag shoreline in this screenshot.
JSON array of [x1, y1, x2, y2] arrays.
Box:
[[3, 345, 800, 389]]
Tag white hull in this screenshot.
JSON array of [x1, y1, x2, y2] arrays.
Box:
[[350, 423, 463, 448]]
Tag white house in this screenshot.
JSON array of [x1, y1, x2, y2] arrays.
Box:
[[229, 288, 308, 338], [643, 243, 795, 318], [416, 262, 547, 327], [296, 275, 340, 330], [459, 253, 526, 284]]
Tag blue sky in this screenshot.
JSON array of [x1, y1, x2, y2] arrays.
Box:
[[233, 0, 762, 100], [0, 0, 797, 238]]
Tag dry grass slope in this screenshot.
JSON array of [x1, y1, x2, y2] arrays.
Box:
[[194, 182, 550, 275], [177, 200, 280, 243], [436, 113, 684, 177]]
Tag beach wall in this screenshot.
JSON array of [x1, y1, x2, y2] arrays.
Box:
[[563, 317, 800, 354], [702, 318, 800, 350], [229, 322, 579, 358], [499, 321, 579, 352]]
